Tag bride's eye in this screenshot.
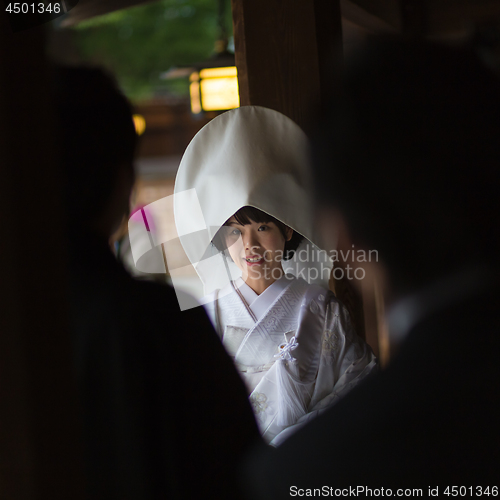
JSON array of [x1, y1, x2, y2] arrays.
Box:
[[231, 228, 241, 236]]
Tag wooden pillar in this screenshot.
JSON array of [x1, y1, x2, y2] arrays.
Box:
[[231, 0, 343, 130], [0, 13, 84, 500]]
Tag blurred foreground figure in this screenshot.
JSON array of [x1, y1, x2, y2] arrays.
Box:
[[245, 39, 500, 495], [53, 66, 259, 499]]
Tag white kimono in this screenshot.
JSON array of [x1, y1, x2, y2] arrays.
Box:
[[206, 274, 377, 445], [172, 106, 378, 445]]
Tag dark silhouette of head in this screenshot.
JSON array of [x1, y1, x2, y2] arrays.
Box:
[[313, 38, 500, 295], [53, 66, 137, 237]]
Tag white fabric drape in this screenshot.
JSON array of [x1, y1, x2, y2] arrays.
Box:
[[173, 106, 332, 294]]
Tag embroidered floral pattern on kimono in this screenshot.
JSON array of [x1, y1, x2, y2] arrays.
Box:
[[250, 392, 274, 423], [250, 392, 268, 413]]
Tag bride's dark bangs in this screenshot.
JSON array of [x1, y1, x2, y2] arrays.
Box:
[[232, 206, 276, 226], [225, 206, 304, 260]]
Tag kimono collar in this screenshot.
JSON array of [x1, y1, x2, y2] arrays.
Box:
[[236, 274, 295, 321]]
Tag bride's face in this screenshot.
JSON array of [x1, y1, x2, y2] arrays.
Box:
[[223, 216, 292, 282]]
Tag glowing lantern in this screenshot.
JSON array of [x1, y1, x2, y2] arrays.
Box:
[[133, 114, 146, 136], [189, 66, 239, 114]]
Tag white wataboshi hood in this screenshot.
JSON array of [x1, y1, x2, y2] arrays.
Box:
[[173, 105, 332, 297]]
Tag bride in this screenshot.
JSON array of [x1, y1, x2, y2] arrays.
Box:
[[173, 106, 377, 445]]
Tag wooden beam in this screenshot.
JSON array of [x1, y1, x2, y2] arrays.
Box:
[[342, 0, 500, 37], [0, 12, 84, 500], [341, 0, 402, 32], [427, 0, 500, 35], [341, 0, 399, 34]]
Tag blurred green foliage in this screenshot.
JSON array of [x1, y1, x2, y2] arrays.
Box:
[[73, 0, 233, 101]]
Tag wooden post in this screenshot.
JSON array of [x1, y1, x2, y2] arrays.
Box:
[[0, 13, 84, 500], [231, 0, 343, 130]]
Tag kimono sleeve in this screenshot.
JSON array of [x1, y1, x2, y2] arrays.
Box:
[[309, 295, 378, 411], [270, 292, 377, 446]]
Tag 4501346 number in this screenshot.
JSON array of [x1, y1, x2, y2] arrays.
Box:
[[444, 486, 498, 497], [5, 3, 62, 14]]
